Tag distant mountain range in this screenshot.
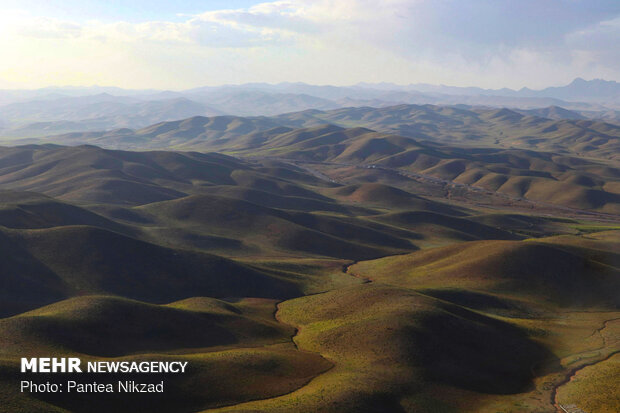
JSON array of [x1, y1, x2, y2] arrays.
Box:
[[370, 78, 620, 102], [1, 78, 619, 137]]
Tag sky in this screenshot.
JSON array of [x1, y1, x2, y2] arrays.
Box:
[[0, 0, 619, 90]]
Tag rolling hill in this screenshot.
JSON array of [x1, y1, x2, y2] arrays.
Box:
[[0, 144, 250, 205], [21, 103, 620, 213], [0, 224, 301, 317], [24, 104, 620, 160], [350, 235, 620, 308], [211, 282, 558, 412], [122, 120, 620, 213], [0, 123, 618, 412], [0, 190, 130, 232], [208, 231, 620, 412], [0, 144, 535, 259], [274, 104, 620, 159], [0, 296, 332, 413], [0, 295, 291, 356]]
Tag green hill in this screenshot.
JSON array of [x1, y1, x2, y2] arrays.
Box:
[[210, 283, 556, 413], [0, 190, 131, 232], [0, 225, 300, 316], [351, 235, 620, 308], [139, 194, 415, 259], [0, 295, 290, 356]]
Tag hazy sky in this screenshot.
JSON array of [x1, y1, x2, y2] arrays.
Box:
[[1, 0, 619, 90]]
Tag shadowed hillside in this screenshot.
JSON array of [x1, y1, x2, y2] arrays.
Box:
[[138, 193, 416, 259], [0, 190, 131, 232], [0, 145, 267, 204], [0, 225, 301, 317], [0, 296, 332, 413], [351, 235, 620, 308], [0, 296, 291, 356]]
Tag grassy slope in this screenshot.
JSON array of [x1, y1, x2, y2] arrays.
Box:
[[0, 143, 618, 412], [346, 232, 620, 412], [0, 191, 131, 232], [0, 225, 301, 317], [0, 248, 344, 413], [350, 235, 620, 308], [0, 295, 335, 413], [556, 353, 620, 413], [0, 295, 292, 356], [210, 284, 556, 413], [208, 232, 619, 412]]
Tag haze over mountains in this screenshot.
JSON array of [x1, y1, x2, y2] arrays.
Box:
[[1, 78, 620, 137]]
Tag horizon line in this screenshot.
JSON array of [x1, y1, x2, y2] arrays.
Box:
[[1, 77, 617, 93]]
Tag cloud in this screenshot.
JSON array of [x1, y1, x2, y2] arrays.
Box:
[[0, 1, 619, 89], [567, 16, 620, 55]]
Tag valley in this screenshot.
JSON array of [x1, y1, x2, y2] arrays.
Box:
[[0, 102, 618, 412]]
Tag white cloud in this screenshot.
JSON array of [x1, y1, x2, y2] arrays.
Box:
[[0, 1, 618, 89]]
